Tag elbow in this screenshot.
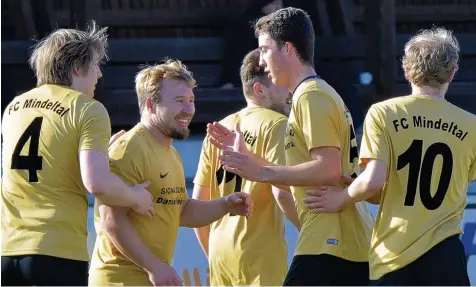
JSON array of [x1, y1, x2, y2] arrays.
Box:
[[86, 176, 109, 198], [321, 169, 341, 186], [364, 177, 385, 197]]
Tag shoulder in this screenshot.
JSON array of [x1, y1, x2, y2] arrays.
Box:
[[109, 125, 148, 161]]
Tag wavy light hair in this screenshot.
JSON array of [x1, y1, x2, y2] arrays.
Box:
[[28, 20, 108, 87], [402, 27, 460, 88], [135, 59, 196, 115]]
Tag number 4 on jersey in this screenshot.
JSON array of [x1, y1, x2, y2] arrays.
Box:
[[11, 117, 44, 182]]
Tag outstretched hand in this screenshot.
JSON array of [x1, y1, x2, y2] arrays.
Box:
[[207, 122, 248, 154]]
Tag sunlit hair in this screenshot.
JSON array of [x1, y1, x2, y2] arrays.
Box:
[[135, 59, 196, 115], [240, 48, 270, 98], [402, 27, 460, 88], [29, 20, 108, 87]]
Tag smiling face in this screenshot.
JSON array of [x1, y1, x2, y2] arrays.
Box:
[[149, 78, 195, 140]]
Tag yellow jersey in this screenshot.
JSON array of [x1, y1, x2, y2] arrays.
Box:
[[194, 106, 288, 286], [285, 77, 374, 261], [89, 123, 188, 286], [1, 84, 111, 262], [359, 94, 476, 280]]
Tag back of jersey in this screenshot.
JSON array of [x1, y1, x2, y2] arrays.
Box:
[[364, 94, 476, 279], [1, 84, 111, 262]]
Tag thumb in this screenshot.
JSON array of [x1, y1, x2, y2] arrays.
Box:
[[139, 181, 150, 188], [234, 121, 242, 135]]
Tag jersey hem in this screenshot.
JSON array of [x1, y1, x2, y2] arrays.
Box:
[[1, 248, 89, 262]]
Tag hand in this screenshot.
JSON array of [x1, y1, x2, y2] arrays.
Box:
[[218, 150, 264, 182], [207, 122, 249, 154], [109, 129, 126, 146], [131, 181, 156, 219], [303, 186, 350, 213], [147, 261, 183, 286], [224, 192, 254, 219]]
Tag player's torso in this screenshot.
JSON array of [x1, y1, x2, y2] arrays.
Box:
[[92, 124, 187, 275], [207, 107, 288, 282], [1, 85, 95, 261], [370, 95, 476, 279], [285, 79, 373, 261]]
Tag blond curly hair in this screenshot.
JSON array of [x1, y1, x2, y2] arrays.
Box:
[[135, 59, 196, 115], [402, 27, 460, 88]]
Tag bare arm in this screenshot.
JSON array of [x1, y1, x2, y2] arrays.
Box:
[[100, 204, 183, 286], [100, 204, 160, 271], [80, 150, 152, 213], [191, 184, 211, 257], [344, 159, 387, 205], [271, 186, 300, 231], [261, 147, 341, 187], [181, 193, 252, 228]]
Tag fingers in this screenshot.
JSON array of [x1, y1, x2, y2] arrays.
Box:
[[213, 122, 233, 135], [207, 125, 226, 142], [234, 121, 242, 134], [305, 189, 324, 197], [109, 129, 126, 145], [139, 181, 151, 188], [172, 277, 184, 286], [209, 137, 227, 150]]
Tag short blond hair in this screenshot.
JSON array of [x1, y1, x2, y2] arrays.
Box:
[[28, 21, 108, 87], [135, 59, 196, 115], [402, 27, 460, 88]]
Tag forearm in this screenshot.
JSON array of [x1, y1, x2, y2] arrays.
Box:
[[262, 160, 340, 187], [103, 214, 161, 273], [193, 226, 210, 258], [346, 170, 382, 205], [180, 198, 228, 228], [94, 173, 138, 207], [273, 188, 300, 231]]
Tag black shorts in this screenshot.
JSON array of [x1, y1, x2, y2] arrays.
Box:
[[1, 254, 88, 286], [370, 234, 470, 286], [283, 254, 369, 286]]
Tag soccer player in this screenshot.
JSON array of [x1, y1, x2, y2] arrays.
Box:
[[1, 22, 154, 286], [211, 7, 374, 285], [304, 27, 475, 285], [88, 60, 253, 287], [193, 48, 299, 286]]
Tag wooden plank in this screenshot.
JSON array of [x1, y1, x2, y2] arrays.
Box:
[[3, 33, 476, 64], [353, 5, 476, 22], [2, 37, 225, 64], [337, 0, 355, 36], [356, 83, 476, 115], [48, 8, 238, 27], [101, 64, 223, 89], [316, 0, 332, 36], [364, 0, 396, 99], [100, 88, 246, 126]]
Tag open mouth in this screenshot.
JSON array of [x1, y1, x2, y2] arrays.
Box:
[[176, 119, 189, 127]]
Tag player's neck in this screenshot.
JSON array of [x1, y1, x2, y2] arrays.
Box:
[[411, 83, 447, 99], [288, 64, 317, 93], [140, 120, 173, 148]]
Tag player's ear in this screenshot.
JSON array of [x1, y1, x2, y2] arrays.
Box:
[[448, 68, 457, 83], [145, 97, 155, 112], [253, 82, 265, 99]]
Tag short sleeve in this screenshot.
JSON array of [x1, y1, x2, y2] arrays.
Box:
[[359, 105, 390, 168], [193, 136, 213, 187], [264, 118, 287, 165], [296, 92, 340, 151], [469, 158, 476, 182], [78, 101, 111, 153]]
